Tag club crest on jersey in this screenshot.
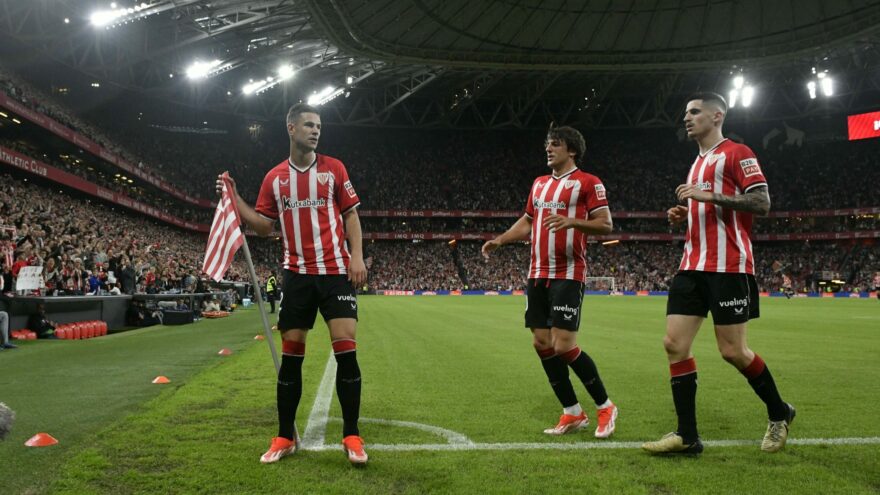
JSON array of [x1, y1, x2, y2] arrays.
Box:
[[740, 158, 762, 177], [317, 172, 330, 185], [707, 152, 723, 165], [594, 184, 606, 200], [344, 180, 357, 198], [564, 180, 577, 189]]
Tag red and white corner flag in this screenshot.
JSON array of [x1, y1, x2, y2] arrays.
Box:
[[203, 173, 244, 282]]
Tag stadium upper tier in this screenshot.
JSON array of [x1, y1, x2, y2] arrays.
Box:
[[2, 69, 878, 218]]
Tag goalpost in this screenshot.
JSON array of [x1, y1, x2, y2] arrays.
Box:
[[584, 276, 617, 292]]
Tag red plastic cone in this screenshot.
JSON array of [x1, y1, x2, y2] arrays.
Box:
[[25, 432, 58, 447], [254, 335, 265, 340], [152, 376, 170, 384], [218, 348, 232, 356]]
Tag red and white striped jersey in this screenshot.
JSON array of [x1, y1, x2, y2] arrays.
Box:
[[525, 168, 609, 282], [255, 154, 360, 275], [679, 139, 767, 274]]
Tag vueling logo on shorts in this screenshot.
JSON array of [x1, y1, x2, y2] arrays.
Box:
[[718, 297, 747, 308], [552, 304, 578, 315], [337, 294, 357, 302]]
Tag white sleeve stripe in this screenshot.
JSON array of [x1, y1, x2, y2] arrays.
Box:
[[588, 205, 610, 214], [341, 202, 360, 214], [744, 182, 768, 193]]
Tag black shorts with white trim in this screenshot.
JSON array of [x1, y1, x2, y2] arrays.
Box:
[[666, 271, 760, 325]]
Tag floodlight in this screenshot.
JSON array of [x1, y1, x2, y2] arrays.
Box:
[[90, 9, 124, 27], [742, 86, 754, 107], [728, 89, 739, 108], [307, 86, 344, 105], [733, 75, 744, 89], [807, 81, 817, 99], [186, 60, 224, 80], [819, 74, 833, 96], [277, 65, 295, 80]]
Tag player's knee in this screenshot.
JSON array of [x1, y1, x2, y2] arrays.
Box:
[[718, 344, 747, 365], [532, 336, 551, 351], [662, 334, 683, 356], [553, 342, 576, 357]]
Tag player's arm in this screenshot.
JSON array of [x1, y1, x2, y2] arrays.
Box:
[[543, 207, 613, 234], [482, 214, 532, 258], [343, 208, 367, 287], [675, 184, 771, 216], [215, 173, 275, 236], [667, 205, 688, 225]]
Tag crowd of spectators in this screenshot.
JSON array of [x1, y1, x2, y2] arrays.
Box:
[[457, 241, 529, 291], [361, 215, 878, 237], [5, 63, 880, 216], [0, 172, 276, 297], [1, 67, 876, 297], [0, 66, 204, 201], [364, 240, 876, 294], [1, 168, 874, 296], [0, 138, 212, 224], [366, 241, 463, 291]]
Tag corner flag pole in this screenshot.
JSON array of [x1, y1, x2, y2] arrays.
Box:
[[239, 235, 280, 374]]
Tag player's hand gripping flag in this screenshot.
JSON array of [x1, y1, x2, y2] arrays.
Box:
[[203, 172, 244, 282]]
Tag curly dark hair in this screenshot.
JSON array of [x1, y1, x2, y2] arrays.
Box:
[[546, 124, 586, 164]]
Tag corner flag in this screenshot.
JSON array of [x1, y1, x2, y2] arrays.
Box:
[[203, 172, 244, 282]]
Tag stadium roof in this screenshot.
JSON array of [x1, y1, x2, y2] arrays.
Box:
[[2, 0, 880, 128]]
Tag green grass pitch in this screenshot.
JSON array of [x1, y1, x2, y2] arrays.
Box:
[[1, 296, 878, 494]]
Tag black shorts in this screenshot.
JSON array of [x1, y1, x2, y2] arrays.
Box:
[[525, 278, 584, 331], [278, 272, 358, 331], [666, 271, 760, 325]]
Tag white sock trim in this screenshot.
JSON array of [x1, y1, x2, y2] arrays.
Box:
[[563, 403, 583, 416]]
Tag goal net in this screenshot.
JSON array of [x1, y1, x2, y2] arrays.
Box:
[[584, 277, 617, 292]]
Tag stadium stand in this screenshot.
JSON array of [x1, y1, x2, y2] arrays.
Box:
[[0, 66, 876, 298]]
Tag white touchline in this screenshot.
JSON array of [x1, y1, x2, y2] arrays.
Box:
[[304, 436, 880, 452], [328, 417, 474, 445], [301, 352, 337, 449], [301, 356, 880, 453]]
